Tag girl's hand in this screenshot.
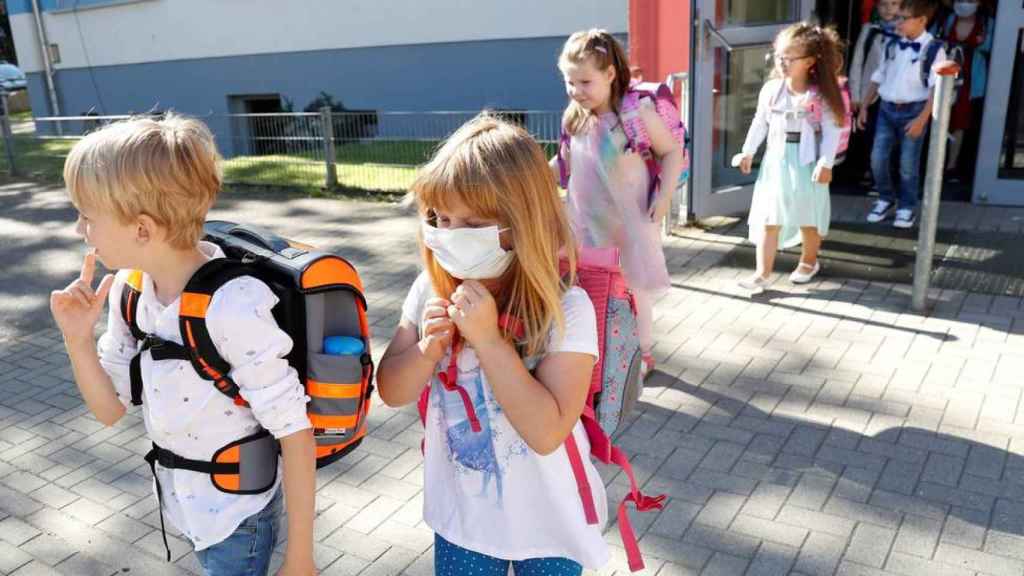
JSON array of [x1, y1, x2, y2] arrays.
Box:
[[739, 154, 754, 175], [50, 251, 115, 345], [813, 165, 833, 184], [447, 281, 501, 348], [856, 106, 869, 131], [418, 297, 454, 362], [650, 202, 670, 224]]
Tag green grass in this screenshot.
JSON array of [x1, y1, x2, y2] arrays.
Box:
[[0, 137, 427, 191], [222, 139, 434, 191], [0, 136, 74, 181], [0, 136, 557, 193], [222, 155, 419, 192]]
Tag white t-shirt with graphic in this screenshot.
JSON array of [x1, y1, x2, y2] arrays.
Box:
[[401, 272, 609, 568]]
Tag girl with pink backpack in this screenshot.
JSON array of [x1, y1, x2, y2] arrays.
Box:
[[734, 23, 848, 293], [554, 29, 688, 378], [376, 114, 610, 575]]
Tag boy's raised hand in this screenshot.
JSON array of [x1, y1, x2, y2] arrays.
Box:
[[50, 251, 115, 344]]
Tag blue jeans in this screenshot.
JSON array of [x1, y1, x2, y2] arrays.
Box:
[[434, 534, 583, 576], [871, 100, 928, 211], [195, 488, 282, 576]]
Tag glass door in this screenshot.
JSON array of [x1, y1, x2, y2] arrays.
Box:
[[974, 0, 1024, 204], [689, 0, 814, 219]]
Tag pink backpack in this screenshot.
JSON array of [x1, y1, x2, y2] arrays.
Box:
[[416, 246, 665, 572], [807, 77, 853, 163], [559, 80, 690, 211]]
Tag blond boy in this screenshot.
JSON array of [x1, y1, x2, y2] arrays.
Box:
[[50, 114, 316, 576]]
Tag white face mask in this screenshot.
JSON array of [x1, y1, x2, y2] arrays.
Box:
[[421, 221, 514, 280], [954, 1, 978, 17]]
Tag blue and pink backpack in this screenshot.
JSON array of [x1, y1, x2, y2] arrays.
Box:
[[558, 79, 690, 212], [416, 246, 665, 572]]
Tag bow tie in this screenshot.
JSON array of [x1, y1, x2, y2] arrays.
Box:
[[893, 39, 922, 52]]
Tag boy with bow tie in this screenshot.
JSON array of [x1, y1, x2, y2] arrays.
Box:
[[857, 0, 944, 229]]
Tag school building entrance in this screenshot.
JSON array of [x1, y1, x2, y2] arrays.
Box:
[[630, 0, 1024, 219]]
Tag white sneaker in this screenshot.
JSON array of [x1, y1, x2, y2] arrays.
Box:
[[893, 208, 916, 229], [738, 274, 770, 294], [789, 261, 821, 284], [866, 199, 894, 223]]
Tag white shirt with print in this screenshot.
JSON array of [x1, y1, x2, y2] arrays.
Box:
[[98, 241, 311, 551], [401, 272, 609, 568]]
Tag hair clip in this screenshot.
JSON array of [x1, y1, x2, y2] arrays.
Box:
[[593, 45, 608, 54]]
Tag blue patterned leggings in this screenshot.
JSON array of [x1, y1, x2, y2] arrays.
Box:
[[434, 534, 583, 576]]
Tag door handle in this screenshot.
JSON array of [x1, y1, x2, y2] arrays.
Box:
[[704, 19, 734, 52]]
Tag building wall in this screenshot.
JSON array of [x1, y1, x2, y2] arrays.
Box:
[[8, 0, 625, 73], [24, 35, 595, 154], [8, 0, 627, 152]]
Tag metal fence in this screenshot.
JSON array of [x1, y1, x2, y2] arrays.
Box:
[[0, 107, 563, 192]]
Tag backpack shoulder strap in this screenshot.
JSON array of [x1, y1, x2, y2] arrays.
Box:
[[884, 34, 900, 60], [557, 127, 570, 189], [178, 258, 259, 402], [863, 25, 881, 63], [119, 269, 147, 341], [619, 88, 649, 154], [921, 39, 945, 86]]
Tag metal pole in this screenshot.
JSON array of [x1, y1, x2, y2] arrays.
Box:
[[912, 62, 960, 313], [0, 91, 17, 177], [30, 0, 62, 134], [320, 106, 337, 190], [664, 71, 690, 236]]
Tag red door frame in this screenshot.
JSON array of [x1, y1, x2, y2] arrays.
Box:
[[628, 0, 692, 82]]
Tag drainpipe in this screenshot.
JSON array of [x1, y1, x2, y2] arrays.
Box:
[[30, 0, 62, 132]]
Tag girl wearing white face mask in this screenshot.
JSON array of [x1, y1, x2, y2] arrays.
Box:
[[376, 113, 608, 575], [933, 0, 994, 186]]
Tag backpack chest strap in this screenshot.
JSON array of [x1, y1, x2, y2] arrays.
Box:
[[129, 335, 190, 406], [121, 262, 251, 407]]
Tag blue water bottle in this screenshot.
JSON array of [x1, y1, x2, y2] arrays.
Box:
[[323, 335, 365, 356]]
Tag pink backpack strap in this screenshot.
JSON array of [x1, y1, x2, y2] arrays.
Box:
[[417, 334, 481, 446], [557, 128, 571, 189], [565, 431, 599, 525], [619, 89, 651, 155], [437, 335, 481, 432], [579, 409, 665, 572], [417, 384, 429, 454]]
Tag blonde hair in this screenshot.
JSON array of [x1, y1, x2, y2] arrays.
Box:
[[63, 113, 223, 250], [558, 29, 632, 136], [410, 112, 577, 357]]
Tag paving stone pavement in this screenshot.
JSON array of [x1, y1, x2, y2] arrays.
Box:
[[2, 182, 1024, 576]]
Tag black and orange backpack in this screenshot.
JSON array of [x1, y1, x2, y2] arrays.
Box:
[[120, 220, 373, 556]]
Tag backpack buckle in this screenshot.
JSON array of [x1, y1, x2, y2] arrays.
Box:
[[155, 448, 179, 469], [141, 335, 165, 349], [143, 335, 188, 361]]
